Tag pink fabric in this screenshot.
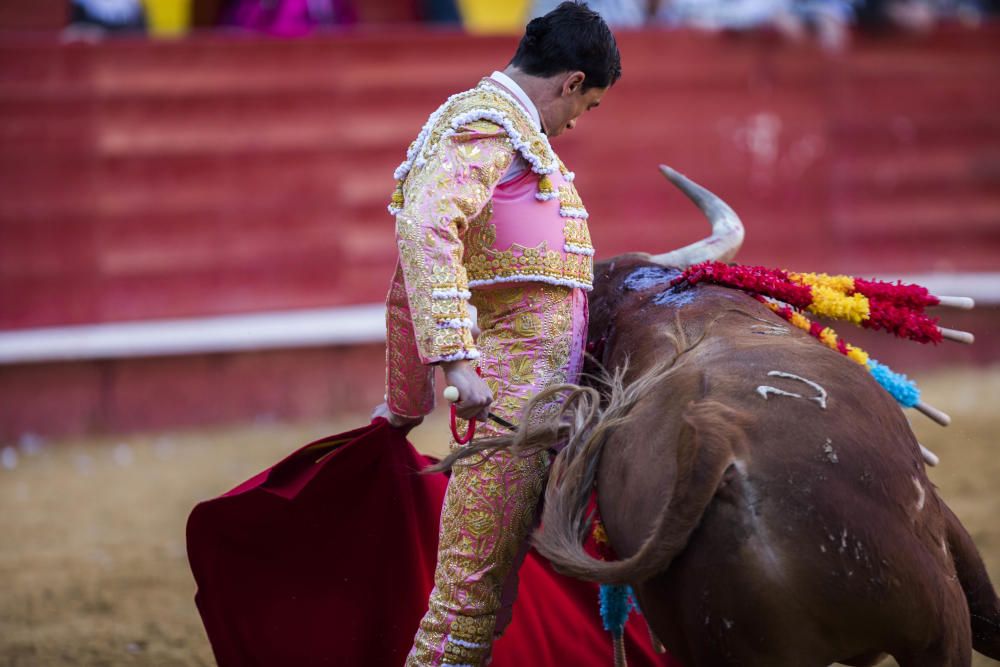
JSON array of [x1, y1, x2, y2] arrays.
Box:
[[407, 281, 589, 664], [487, 168, 571, 259], [491, 287, 588, 627], [470, 283, 589, 439]]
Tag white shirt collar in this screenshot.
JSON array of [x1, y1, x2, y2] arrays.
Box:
[[489, 70, 541, 130]]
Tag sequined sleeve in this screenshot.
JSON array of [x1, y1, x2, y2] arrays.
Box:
[[393, 121, 515, 365], [385, 260, 436, 418]]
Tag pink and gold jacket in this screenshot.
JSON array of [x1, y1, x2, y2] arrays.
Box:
[[385, 78, 594, 418]]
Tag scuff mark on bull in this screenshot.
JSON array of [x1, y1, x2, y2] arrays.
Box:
[[913, 476, 926, 512], [653, 289, 697, 307], [623, 266, 679, 292], [749, 323, 789, 336], [756, 371, 828, 409], [822, 438, 839, 463], [756, 386, 805, 403]]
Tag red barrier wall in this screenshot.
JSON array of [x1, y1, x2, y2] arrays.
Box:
[[1, 27, 998, 437], [2, 26, 998, 330], [0, 1, 65, 31]]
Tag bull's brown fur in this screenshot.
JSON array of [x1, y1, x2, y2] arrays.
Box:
[[441, 255, 1000, 666]]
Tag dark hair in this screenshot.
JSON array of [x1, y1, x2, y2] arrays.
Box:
[[509, 2, 622, 91]]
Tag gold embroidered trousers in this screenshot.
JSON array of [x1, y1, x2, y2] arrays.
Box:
[[406, 282, 588, 666]]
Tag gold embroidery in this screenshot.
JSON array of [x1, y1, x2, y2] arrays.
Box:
[[465, 242, 592, 286], [455, 143, 482, 161], [512, 312, 541, 337], [430, 302, 463, 323], [530, 137, 549, 159], [466, 510, 494, 538], [466, 119, 502, 133], [442, 643, 489, 665], [385, 263, 435, 417], [558, 183, 584, 210], [431, 265, 458, 289], [562, 218, 593, 248], [482, 223, 496, 248], [450, 615, 495, 641], [547, 337, 571, 373], [508, 356, 536, 384], [432, 329, 465, 350]]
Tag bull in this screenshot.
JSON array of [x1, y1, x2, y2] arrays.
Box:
[[443, 168, 1000, 666]]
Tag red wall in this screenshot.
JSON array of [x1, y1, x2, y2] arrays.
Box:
[[0, 1, 65, 31], [1, 27, 998, 437], [2, 26, 998, 330]]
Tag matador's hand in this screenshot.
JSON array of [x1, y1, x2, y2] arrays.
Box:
[[371, 402, 423, 430], [441, 360, 493, 421]]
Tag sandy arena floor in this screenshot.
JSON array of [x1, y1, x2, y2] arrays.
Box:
[[1, 367, 998, 666]]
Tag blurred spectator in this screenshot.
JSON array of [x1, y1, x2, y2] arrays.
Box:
[[223, 0, 461, 30], [530, 0, 853, 48], [854, 0, 988, 31], [655, 0, 856, 50], [456, 0, 530, 32], [69, 0, 145, 32], [192, 0, 230, 27], [530, 0, 654, 27], [338, 0, 462, 24], [223, 0, 357, 34], [426, 0, 462, 23]]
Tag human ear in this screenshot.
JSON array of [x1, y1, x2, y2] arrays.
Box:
[[562, 71, 586, 96]]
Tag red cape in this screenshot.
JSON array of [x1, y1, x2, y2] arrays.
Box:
[[187, 418, 681, 666]]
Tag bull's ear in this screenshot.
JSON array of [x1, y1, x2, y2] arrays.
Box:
[[648, 165, 744, 268]]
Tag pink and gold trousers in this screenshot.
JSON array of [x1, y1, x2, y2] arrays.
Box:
[[406, 282, 588, 667]]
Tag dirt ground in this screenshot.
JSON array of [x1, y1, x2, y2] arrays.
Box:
[[1, 366, 998, 667]]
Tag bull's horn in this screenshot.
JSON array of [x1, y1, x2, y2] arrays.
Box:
[[648, 165, 745, 268]]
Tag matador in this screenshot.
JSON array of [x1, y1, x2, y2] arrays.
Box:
[[371, 4, 622, 664]]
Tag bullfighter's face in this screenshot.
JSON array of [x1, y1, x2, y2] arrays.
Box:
[[541, 72, 607, 139]]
